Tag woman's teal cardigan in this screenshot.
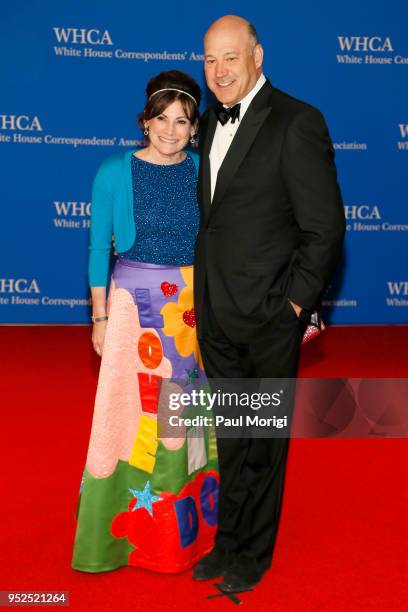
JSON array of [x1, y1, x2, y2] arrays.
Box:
[[88, 149, 199, 287]]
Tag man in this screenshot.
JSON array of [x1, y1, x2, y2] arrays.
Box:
[[193, 15, 345, 592]]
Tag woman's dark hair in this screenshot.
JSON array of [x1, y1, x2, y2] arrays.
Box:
[[139, 70, 201, 131]]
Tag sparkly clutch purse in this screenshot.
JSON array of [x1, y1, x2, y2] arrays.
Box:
[[301, 311, 323, 345]]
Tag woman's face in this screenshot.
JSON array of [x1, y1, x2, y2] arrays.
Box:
[[145, 100, 195, 157]]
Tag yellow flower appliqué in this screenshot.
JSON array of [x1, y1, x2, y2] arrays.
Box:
[[161, 267, 203, 368]]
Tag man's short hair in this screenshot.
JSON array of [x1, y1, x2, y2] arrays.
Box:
[[248, 22, 259, 48]]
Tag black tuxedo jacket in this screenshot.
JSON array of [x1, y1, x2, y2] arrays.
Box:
[[194, 79, 345, 341]]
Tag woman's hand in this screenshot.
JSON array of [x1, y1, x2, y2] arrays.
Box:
[[90, 287, 108, 356], [92, 320, 108, 356]]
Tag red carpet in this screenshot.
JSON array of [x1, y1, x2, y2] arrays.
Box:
[[1, 325, 407, 611]]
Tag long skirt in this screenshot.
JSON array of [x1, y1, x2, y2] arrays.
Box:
[[72, 258, 219, 573]]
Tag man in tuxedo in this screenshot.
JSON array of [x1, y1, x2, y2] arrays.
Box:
[[192, 15, 345, 592]]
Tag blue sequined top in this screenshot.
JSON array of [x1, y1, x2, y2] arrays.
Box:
[[120, 153, 199, 265]]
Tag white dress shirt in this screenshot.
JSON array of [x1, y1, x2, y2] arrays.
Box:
[[209, 73, 266, 202]]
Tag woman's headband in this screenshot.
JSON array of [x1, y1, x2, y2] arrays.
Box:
[[148, 88, 198, 106]]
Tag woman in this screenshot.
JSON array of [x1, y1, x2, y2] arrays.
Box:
[[72, 71, 218, 574]]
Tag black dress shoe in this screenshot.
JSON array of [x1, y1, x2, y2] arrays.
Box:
[[219, 557, 264, 593], [192, 547, 231, 581]]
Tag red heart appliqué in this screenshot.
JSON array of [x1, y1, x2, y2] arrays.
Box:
[[182, 308, 196, 328], [161, 281, 178, 297]]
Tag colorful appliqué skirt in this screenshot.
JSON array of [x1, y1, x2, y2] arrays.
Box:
[[72, 259, 219, 573]]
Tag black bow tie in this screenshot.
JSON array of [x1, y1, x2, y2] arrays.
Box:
[[215, 102, 241, 126]]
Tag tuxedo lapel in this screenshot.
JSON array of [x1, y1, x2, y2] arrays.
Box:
[[199, 109, 217, 219], [211, 81, 273, 212]]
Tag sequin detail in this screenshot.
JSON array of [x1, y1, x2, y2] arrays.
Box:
[[121, 154, 199, 266], [182, 308, 196, 328], [161, 281, 179, 297]]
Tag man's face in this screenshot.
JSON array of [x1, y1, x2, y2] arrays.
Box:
[[204, 26, 262, 106]]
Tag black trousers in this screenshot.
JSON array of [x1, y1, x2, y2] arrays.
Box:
[[199, 291, 306, 570]]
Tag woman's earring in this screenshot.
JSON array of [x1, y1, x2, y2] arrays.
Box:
[[190, 134, 196, 145], [144, 125, 149, 136]]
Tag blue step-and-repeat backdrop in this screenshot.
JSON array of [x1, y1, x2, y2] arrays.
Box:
[[1, 0, 407, 324]]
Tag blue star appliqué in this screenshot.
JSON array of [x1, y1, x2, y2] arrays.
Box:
[[129, 481, 163, 516]]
